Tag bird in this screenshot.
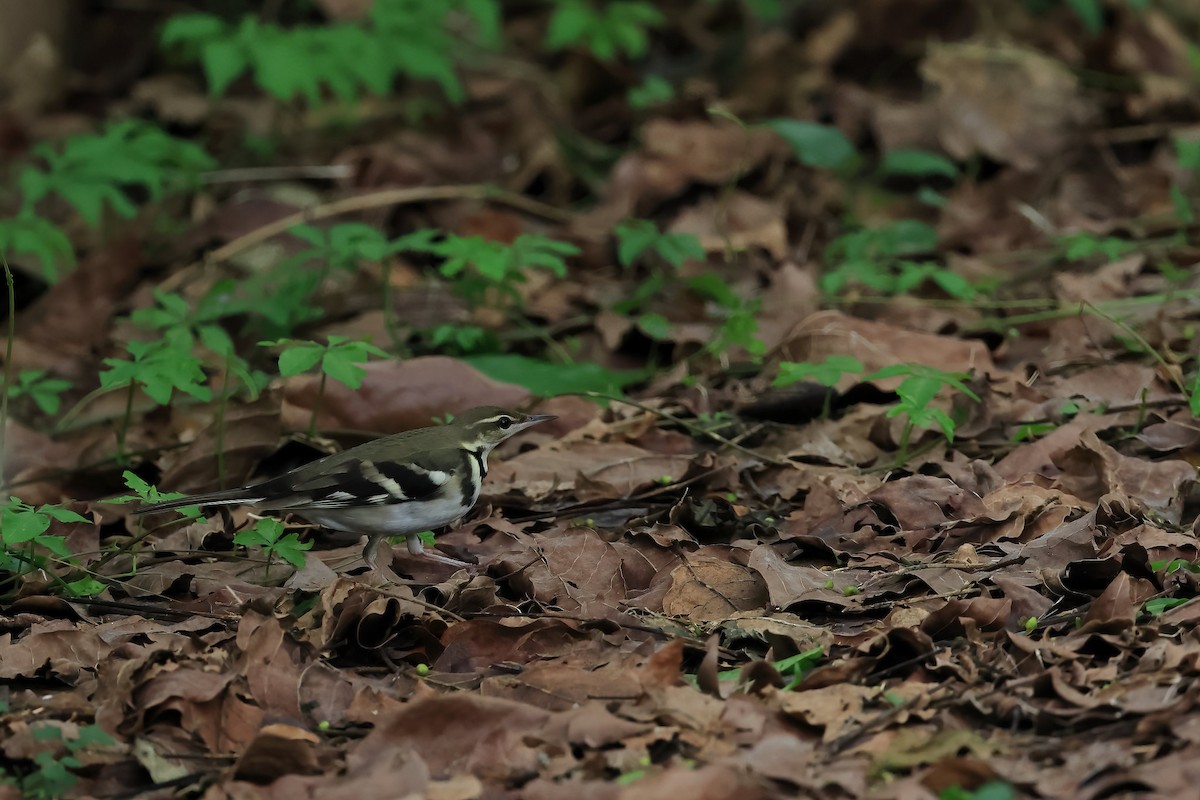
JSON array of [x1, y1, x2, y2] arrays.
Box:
[[134, 406, 555, 578]]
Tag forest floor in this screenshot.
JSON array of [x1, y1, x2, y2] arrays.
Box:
[[3, 2, 1200, 798]]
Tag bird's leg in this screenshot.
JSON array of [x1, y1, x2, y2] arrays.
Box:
[[404, 532, 475, 569], [361, 535, 408, 586]]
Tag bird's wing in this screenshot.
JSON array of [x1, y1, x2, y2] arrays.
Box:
[[259, 450, 458, 510]]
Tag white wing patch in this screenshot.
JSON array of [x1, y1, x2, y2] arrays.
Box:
[[361, 460, 408, 500]]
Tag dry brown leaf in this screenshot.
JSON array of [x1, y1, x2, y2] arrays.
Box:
[[662, 557, 768, 621]]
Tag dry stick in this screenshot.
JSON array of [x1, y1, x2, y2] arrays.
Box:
[[570, 391, 792, 467], [0, 255, 14, 468], [203, 183, 572, 269]]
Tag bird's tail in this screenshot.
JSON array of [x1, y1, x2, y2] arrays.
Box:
[[133, 488, 264, 515]]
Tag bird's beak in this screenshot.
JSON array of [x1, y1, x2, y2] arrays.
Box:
[[524, 414, 557, 427]]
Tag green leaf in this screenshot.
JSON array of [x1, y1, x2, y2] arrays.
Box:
[[202, 38, 249, 96], [774, 355, 864, 387], [637, 312, 671, 341], [687, 273, 739, 308], [463, 354, 650, 397], [1, 505, 51, 543], [880, 149, 958, 179], [628, 75, 674, 108], [274, 533, 313, 567], [321, 351, 368, 389], [764, 119, 857, 169], [1065, 0, 1104, 34], [1145, 597, 1191, 616], [615, 219, 661, 267], [278, 344, 325, 376], [0, 215, 75, 281]]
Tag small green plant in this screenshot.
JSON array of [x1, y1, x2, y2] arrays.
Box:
[[715, 645, 824, 691], [429, 232, 578, 303], [686, 274, 766, 358], [764, 118, 857, 169], [609, 221, 763, 360], [615, 219, 706, 269], [266, 336, 388, 435], [131, 289, 274, 423], [0, 724, 115, 800], [3, 121, 212, 281], [1145, 597, 1191, 616], [161, 2, 501, 105], [939, 781, 1016, 800], [0, 498, 93, 594], [110, 471, 201, 519], [234, 517, 311, 579], [99, 329, 212, 460], [627, 75, 674, 108], [862, 364, 981, 461], [1150, 557, 1200, 574], [774, 355, 865, 417], [821, 221, 946, 296], [0, 216, 74, 281], [424, 323, 498, 355], [20, 120, 214, 229], [1058, 232, 1137, 263], [546, 0, 665, 61], [879, 149, 959, 180], [6, 370, 72, 414]]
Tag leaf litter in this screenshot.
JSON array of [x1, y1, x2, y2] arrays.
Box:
[[5, 3, 1200, 799]]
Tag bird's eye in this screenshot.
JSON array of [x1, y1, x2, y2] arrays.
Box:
[[498, 416, 513, 429]]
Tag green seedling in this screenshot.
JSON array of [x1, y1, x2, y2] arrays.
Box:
[[763, 118, 857, 169], [863, 364, 981, 462], [546, 0, 665, 60], [265, 336, 388, 436], [0, 215, 75, 281], [99, 330, 212, 461], [0, 498, 91, 593], [234, 517, 311, 579], [615, 219, 706, 270], [939, 781, 1016, 800], [1145, 597, 1191, 616], [0, 724, 115, 799], [6, 370, 72, 414], [774, 355, 865, 417], [161, 1, 500, 105], [628, 75, 674, 108], [19, 120, 213, 229]]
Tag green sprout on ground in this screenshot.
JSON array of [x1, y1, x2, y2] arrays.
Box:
[[160, 1, 498, 105], [546, 0, 665, 60], [715, 645, 824, 691], [110, 470, 201, 519], [265, 336, 388, 436], [939, 781, 1016, 800], [773, 355, 865, 418], [98, 329, 212, 462], [0, 724, 115, 800], [615, 218, 707, 270], [234, 517, 311, 579], [6, 370, 72, 414], [0, 498, 95, 596], [862, 364, 981, 462]]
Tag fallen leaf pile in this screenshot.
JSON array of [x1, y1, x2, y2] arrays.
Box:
[[3, 2, 1200, 798]]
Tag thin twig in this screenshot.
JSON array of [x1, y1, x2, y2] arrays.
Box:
[[569, 392, 792, 467], [200, 164, 354, 184], [203, 184, 572, 268]]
